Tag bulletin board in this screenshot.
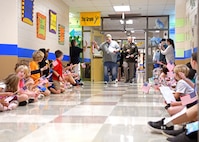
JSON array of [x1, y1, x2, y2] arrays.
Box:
[[58, 24, 65, 45], [49, 10, 57, 34], [21, 0, 34, 25], [36, 12, 46, 40]]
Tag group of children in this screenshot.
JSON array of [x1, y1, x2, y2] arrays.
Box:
[[0, 49, 82, 112], [147, 52, 198, 142]]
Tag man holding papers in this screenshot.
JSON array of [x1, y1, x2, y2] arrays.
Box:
[[93, 34, 120, 84]]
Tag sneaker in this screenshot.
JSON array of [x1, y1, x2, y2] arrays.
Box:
[[114, 79, 118, 84], [130, 78, 136, 83], [18, 101, 28, 106], [104, 81, 108, 84], [38, 94, 44, 100], [147, 118, 174, 133], [28, 99, 35, 104], [162, 128, 185, 138], [167, 132, 197, 142]]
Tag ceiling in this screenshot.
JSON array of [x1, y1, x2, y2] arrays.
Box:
[[64, 0, 175, 40], [63, 0, 175, 17]]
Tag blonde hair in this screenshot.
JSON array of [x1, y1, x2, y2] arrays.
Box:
[[4, 74, 19, 92], [174, 64, 190, 77], [15, 65, 30, 77], [32, 50, 44, 62]]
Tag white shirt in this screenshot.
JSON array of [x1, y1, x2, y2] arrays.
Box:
[[161, 45, 175, 63], [176, 79, 194, 96]]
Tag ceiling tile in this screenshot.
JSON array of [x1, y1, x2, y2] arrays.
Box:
[[92, 1, 112, 7], [96, 6, 114, 12]]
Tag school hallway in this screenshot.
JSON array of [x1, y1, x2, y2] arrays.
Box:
[[0, 73, 168, 142]]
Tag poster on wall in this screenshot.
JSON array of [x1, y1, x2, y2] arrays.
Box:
[[58, 24, 65, 45], [49, 10, 57, 34], [36, 13, 46, 40], [21, 0, 34, 25]]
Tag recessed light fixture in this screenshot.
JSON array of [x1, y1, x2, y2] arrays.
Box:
[[131, 30, 135, 33], [113, 5, 130, 12]]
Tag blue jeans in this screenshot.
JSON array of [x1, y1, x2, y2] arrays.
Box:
[[104, 62, 118, 82]]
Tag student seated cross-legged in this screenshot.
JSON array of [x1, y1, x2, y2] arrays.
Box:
[[29, 50, 50, 97]]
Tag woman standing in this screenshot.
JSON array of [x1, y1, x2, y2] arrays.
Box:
[[160, 38, 175, 64]]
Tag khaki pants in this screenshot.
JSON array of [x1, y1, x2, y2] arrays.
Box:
[[123, 61, 135, 82], [53, 80, 61, 90]]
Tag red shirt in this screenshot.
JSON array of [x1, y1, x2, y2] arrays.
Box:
[[52, 59, 63, 81]]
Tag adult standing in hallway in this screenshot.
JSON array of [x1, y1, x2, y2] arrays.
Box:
[[159, 38, 175, 64], [70, 39, 88, 77], [159, 39, 167, 65], [93, 34, 120, 84], [123, 36, 138, 83]]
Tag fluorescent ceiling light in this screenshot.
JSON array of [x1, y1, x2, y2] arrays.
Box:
[[155, 30, 160, 33], [113, 6, 130, 12], [131, 31, 135, 33], [120, 20, 133, 25]]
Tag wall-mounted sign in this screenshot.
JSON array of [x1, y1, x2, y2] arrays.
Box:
[[58, 24, 65, 45], [80, 12, 101, 26], [36, 12, 46, 40], [49, 10, 57, 34], [21, 0, 34, 25]]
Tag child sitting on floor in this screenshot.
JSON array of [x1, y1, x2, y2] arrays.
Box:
[[0, 74, 21, 110], [15, 65, 40, 103], [52, 50, 65, 94], [0, 81, 18, 111], [159, 66, 169, 84], [29, 50, 50, 97], [48, 62, 62, 94], [166, 64, 194, 115]]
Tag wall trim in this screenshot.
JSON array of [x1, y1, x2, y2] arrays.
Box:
[[0, 44, 91, 62]]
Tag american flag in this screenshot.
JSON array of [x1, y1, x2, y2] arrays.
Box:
[[167, 72, 175, 79], [142, 82, 151, 94], [180, 92, 198, 106], [46, 73, 52, 79], [167, 63, 175, 72], [52, 60, 58, 67], [37, 85, 46, 92], [39, 76, 48, 86], [21, 86, 28, 91]]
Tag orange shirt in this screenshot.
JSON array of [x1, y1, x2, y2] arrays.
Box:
[[29, 61, 40, 82]]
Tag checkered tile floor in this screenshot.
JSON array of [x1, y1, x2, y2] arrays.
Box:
[[0, 77, 168, 142]]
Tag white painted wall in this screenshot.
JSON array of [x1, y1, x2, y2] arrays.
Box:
[[17, 0, 69, 55], [0, 0, 18, 44]]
